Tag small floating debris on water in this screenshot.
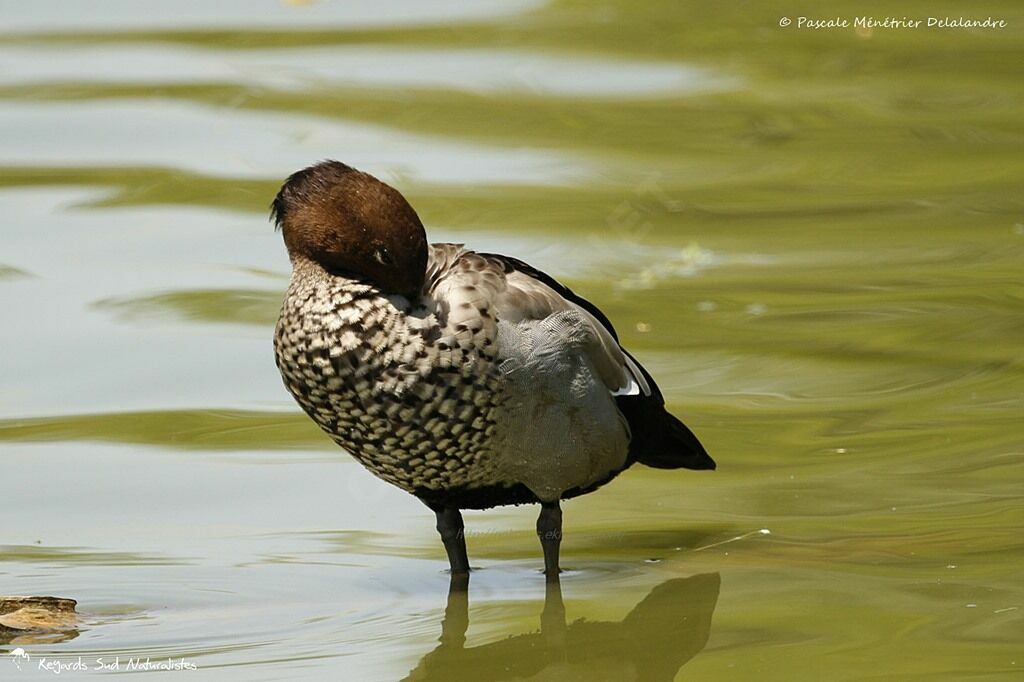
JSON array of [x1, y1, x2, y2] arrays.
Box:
[[616, 242, 716, 290], [692, 528, 771, 552], [0, 596, 78, 637], [745, 303, 767, 316]]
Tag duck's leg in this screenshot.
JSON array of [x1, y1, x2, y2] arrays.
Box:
[[536, 501, 563, 581], [434, 507, 470, 578]]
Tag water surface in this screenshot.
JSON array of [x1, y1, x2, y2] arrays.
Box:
[[1, 1, 1022, 679]]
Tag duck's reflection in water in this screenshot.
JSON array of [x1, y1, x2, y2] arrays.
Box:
[[405, 573, 720, 681]]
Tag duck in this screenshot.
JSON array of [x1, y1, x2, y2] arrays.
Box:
[[272, 160, 715, 582]]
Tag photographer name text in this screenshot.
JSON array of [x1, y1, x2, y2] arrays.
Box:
[[780, 16, 1007, 30]]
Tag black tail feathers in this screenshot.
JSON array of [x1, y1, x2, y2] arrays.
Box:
[[622, 404, 716, 471]]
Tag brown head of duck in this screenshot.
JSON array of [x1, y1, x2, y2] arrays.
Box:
[[271, 160, 428, 299]]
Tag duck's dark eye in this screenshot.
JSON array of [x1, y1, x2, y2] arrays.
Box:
[[373, 249, 394, 266]]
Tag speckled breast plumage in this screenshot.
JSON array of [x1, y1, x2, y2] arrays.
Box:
[[274, 253, 509, 499]]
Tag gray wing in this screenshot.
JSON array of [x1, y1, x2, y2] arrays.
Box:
[[425, 243, 646, 396]]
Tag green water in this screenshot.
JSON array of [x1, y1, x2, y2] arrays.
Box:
[[2, 1, 1022, 679]]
